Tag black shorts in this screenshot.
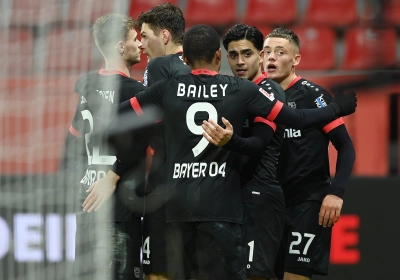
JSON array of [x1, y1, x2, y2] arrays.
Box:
[[275, 200, 332, 278], [242, 194, 286, 279], [142, 191, 169, 275], [74, 218, 142, 280], [166, 221, 246, 280]]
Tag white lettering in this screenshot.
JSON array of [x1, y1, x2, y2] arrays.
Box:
[[46, 214, 62, 262], [177, 83, 185, 96], [0, 218, 9, 258], [192, 162, 199, 178], [219, 84, 228, 96], [188, 85, 196, 98], [173, 163, 180, 178], [210, 85, 218, 97], [15, 214, 43, 262], [199, 162, 207, 177]]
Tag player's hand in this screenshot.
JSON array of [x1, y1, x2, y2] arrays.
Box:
[[202, 117, 233, 147], [82, 171, 120, 213], [319, 194, 343, 227], [330, 91, 357, 116]]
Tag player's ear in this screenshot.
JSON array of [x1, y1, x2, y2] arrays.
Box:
[[161, 29, 170, 45], [117, 41, 124, 55], [293, 53, 301, 66], [182, 53, 189, 65], [216, 48, 222, 61], [259, 50, 264, 64]]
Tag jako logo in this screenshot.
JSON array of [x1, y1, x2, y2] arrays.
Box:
[[284, 128, 301, 138], [297, 257, 310, 262]]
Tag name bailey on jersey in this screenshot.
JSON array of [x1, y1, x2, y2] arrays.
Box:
[[177, 83, 228, 98]]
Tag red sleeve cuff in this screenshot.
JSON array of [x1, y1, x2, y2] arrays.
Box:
[[69, 125, 82, 137], [322, 118, 344, 134], [130, 97, 144, 115], [254, 117, 277, 132], [267, 100, 284, 122]]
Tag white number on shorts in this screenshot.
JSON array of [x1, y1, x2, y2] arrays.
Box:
[[248, 240, 255, 262], [186, 102, 218, 157], [143, 236, 150, 259], [289, 232, 316, 255], [81, 110, 116, 165]]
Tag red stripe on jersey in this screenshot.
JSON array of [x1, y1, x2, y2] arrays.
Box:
[[253, 73, 267, 85], [254, 117, 277, 131], [322, 118, 344, 134], [98, 68, 129, 77], [286, 75, 302, 90], [130, 97, 144, 115], [191, 69, 218, 76], [267, 101, 284, 122], [69, 125, 82, 137]]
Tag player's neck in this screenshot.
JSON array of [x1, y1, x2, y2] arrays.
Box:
[[104, 59, 131, 77], [165, 43, 183, 55], [280, 73, 297, 90], [190, 63, 219, 73], [251, 69, 264, 83]]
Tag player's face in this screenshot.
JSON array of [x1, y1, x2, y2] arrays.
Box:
[[140, 23, 165, 60], [226, 40, 262, 81], [263, 37, 300, 84], [123, 29, 142, 66]]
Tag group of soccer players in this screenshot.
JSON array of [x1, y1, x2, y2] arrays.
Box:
[[65, 3, 356, 280]]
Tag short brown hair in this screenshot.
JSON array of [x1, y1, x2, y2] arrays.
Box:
[[92, 13, 137, 55], [266, 27, 301, 51], [138, 3, 185, 45]]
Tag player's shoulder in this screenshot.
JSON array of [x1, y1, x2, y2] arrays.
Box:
[[295, 77, 332, 107], [148, 53, 184, 68], [74, 71, 98, 94], [294, 77, 328, 95], [259, 78, 286, 103]]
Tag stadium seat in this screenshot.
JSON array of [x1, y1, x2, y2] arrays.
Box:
[[0, 28, 34, 74], [303, 0, 359, 28], [242, 0, 297, 26], [292, 26, 336, 70], [44, 28, 93, 72], [129, 0, 179, 20], [382, 0, 400, 26], [10, 0, 60, 27], [341, 27, 397, 70], [185, 0, 236, 27], [66, 0, 124, 26]]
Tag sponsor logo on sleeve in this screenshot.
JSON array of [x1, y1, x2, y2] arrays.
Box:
[[288, 101, 296, 109], [259, 88, 275, 101], [143, 69, 148, 86], [315, 94, 327, 108]]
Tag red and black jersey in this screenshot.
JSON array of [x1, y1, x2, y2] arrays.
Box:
[[132, 70, 279, 223], [67, 69, 149, 221], [240, 75, 286, 205], [277, 76, 347, 205]]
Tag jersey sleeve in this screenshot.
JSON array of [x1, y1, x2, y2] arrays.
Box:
[[120, 79, 147, 101], [243, 80, 278, 118], [326, 124, 356, 198], [224, 118, 276, 157]]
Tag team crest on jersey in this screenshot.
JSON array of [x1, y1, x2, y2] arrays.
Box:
[[259, 88, 275, 101], [143, 69, 148, 86], [315, 94, 327, 108], [288, 101, 296, 108]]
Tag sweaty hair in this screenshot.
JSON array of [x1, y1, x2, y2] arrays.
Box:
[[183, 25, 220, 66], [92, 13, 136, 55], [138, 3, 185, 45], [223, 24, 264, 51], [266, 27, 301, 51]]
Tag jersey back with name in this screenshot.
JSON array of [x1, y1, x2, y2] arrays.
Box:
[[137, 72, 277, 223]]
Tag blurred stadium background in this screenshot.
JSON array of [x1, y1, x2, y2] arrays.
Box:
[[0, 0, 399, 279]]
